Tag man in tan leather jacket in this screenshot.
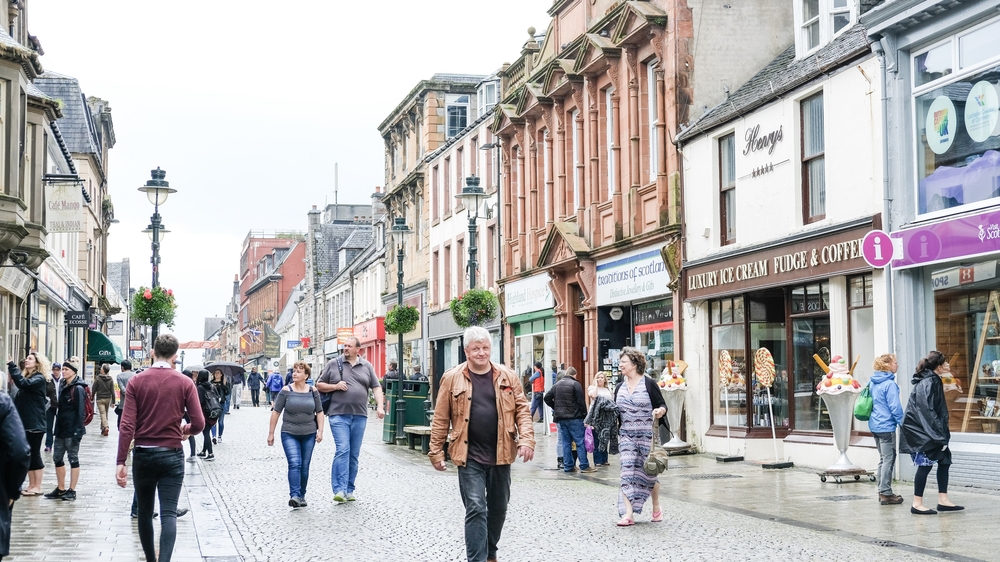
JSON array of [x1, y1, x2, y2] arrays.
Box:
[[429, 326, 534, 562]]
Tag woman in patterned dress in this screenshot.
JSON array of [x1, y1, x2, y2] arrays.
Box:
[[614, 347, 667, 526]]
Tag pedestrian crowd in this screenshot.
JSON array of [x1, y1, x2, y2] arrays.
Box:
[[0, 335, 974, 562]]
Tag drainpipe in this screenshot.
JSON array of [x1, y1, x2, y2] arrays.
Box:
[[871, 38, 895, 354]]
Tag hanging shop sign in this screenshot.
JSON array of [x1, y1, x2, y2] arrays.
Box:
[[505, 273, 553, 317], [0, 267, 32, 298], [66, 310, 90, 327], [45, 181, 85, 233], [596, 245, 671, 306], [354, 317, 385, 345], [685, 219, 876, 300], [286, 340, 301, 349], [337, 327, 355, 344], [323, 338, 339, 356]]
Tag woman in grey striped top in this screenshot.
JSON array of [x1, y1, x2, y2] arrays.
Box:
[[267, 361, 324, 507]]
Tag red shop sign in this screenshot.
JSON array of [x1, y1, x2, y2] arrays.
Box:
[[354, 317, 385, 345]]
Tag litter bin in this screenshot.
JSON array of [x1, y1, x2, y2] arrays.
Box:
[[383, 379, 431, 443]]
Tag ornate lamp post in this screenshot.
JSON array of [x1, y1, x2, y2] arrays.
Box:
[[137, 168, 176, 344], [390, 216, 412, 444], [456, 176, 485, 290]]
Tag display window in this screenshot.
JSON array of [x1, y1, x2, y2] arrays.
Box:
[[633, 298, 674, 378], [790, 282, 831, 432], [931, 261, 1000, 434], [913, 16, 1000, 218]]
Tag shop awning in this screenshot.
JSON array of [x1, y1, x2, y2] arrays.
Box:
[[87, 330, 124, 364]]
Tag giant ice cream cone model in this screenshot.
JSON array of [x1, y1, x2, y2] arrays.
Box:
[[815, 354, 864, 473], [658, 360, 689, 449]]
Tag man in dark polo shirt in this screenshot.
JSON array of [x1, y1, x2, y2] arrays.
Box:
[[116, 334, 204, 562], [430, 326, 535, 562]]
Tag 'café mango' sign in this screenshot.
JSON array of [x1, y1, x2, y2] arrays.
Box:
[[685, 221, 876, 300]]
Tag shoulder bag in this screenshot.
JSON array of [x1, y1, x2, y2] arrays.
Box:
[[320, 358, 343, 413], [643, 418, 669, 477]]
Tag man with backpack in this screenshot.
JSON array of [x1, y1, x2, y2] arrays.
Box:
[[44, 359, 89, 501], [116, 334, 204, 562]]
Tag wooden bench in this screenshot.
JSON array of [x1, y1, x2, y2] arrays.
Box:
[[403, 425, 432, 455]]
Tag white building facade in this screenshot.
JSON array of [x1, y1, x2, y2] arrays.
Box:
[[677, 14, 887, 468]]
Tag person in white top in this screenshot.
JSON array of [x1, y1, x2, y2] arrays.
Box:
[[586, 372, 614, 466]]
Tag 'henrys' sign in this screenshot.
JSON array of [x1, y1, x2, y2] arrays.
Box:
[[596, 245, 671, 306]]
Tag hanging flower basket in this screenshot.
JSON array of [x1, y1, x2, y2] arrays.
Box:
[[450, 288, 499, 329], [131, 286, 177, 328], [385, 304, 419, 335]]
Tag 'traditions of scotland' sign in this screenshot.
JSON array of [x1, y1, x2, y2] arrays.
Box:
[[596, 246, 671, 306], [45, 181, 85, 233]]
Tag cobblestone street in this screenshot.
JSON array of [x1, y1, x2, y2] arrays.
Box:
[[10, 401, 999, 561]]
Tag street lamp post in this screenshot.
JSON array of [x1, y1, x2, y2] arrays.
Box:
[[390, 216, 412, 445], [138, 168, 176, 345], [456, 176, 486, 290], [478, 142, 504, 363]]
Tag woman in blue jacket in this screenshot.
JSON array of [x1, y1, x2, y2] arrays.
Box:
[[868, 353, 905, 505]]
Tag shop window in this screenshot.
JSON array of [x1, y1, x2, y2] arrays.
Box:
[[719, 133, 736, 245], [748, 292, 788, 428], [913, 16, 1000, 218], [932, 273, 1000, 434], [801, 92, 826, 223], [710, 296, 746, 427], [848, 275, 875, 431], [790, 282, 831, 432], [633, 299, 674, 379]]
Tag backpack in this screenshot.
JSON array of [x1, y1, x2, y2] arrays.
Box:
[[202, 385, 223, 420], [80, 383, 95, 426], [268, 374, 284, 392]]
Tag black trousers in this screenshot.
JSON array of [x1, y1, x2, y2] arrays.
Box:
[[250, 388, 260, 407], [133, 448, 184, 562]]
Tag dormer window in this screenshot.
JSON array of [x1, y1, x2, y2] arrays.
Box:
[[477, 81, 498, 116], [796, 0, 856, 56], [446, 94, 470, 138]]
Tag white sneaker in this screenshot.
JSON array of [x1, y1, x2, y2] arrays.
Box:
[[216, 436, 222, 443]]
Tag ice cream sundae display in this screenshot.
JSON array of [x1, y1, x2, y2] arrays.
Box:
[[815, 355, 863, 395], [813, 353, 864, 473], [658, 360, 688, 391], [941, 371, 963, 393], [754, 348, 776, 388], [658, 360, 690, 450]]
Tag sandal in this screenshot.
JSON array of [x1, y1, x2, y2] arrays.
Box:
[[651, 509, 663, 522], [616, 517, 634, 527]]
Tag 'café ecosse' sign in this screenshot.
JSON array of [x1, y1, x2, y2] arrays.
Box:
[[685, 222, 875, 299]]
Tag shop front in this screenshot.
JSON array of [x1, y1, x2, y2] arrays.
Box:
[[865, 0, 1000, 486], [354, 317, 386, 377], [595, 245, 674, 388], [35, 261, 72, 361], [684, 218, 883, 466], [504, 272, 558, 430]]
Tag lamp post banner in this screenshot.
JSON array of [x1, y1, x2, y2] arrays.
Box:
[[45, 182, 85, 233]]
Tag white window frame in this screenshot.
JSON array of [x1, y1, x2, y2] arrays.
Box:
[[647, 60, 659, 181], [794, 0, 857, 57], [606, 88, 616, 198], [571, 109, 581, 210], [446, 94, 470, 138], [910, 15, 1000, 221]]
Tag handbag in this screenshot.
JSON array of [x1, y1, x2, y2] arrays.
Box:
[[642, 418, 669, 476], [584, 426, 595, 453], [853, 383, 873, 421], [320, 358, 343, 413]]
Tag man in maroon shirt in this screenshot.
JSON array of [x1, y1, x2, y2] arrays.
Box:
[[116, 334, 204, 562]]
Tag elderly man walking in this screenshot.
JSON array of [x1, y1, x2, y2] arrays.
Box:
[[430, 326, 535, 562], [316, 336, 384, 503]]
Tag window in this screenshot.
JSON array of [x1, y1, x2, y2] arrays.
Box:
[[444, 157, 452, 214], [711, 296, 746, 427], [470, 137, 478, 177], [432, 166, 440, 220], [790, 282, 831, 432], [446, 94, 469, 138], [796, 0, 856, 56], [647, 62, 659, 180], [477, 81, 497, 116], [801, 92, 825, 223], [543, 131, 551, 222], [456, 147, 464, 205], [571, 109, 581, 210], [433, 250, 440, 306], [444, 245, 452, 302], [912, 16, 1000, 218], [606, 88, 616, 198], [719, 133, 736, 245], [848, 274, 874, 433], [457, 239, 465, 294]]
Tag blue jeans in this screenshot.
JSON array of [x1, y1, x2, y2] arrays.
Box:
[[329, 415, 367, 494], [133, 448, 185, 562], [558, 418, 589, 471], [457, 459, 511, 562], [530, 392, 544, 421], [281, 432, 317, 499], [211, 397, 229, 437]]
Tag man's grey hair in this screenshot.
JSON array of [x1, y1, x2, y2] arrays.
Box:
[[463, 326, 491, 347]]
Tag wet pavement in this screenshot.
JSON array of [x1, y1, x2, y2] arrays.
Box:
[[8, 399, 994, 561]]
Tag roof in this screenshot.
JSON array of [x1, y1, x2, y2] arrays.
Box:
[[33, 71, 103, 161], [204, 317, 225, 340], [314, 222, 373, 288], [340, 228, 373, 250], [274, 283, 305, 334], [676, 24, 873, 143], [430, 73, 488, 84]]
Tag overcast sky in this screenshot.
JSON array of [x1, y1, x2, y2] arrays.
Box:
[[32, 1, 551, 342]]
